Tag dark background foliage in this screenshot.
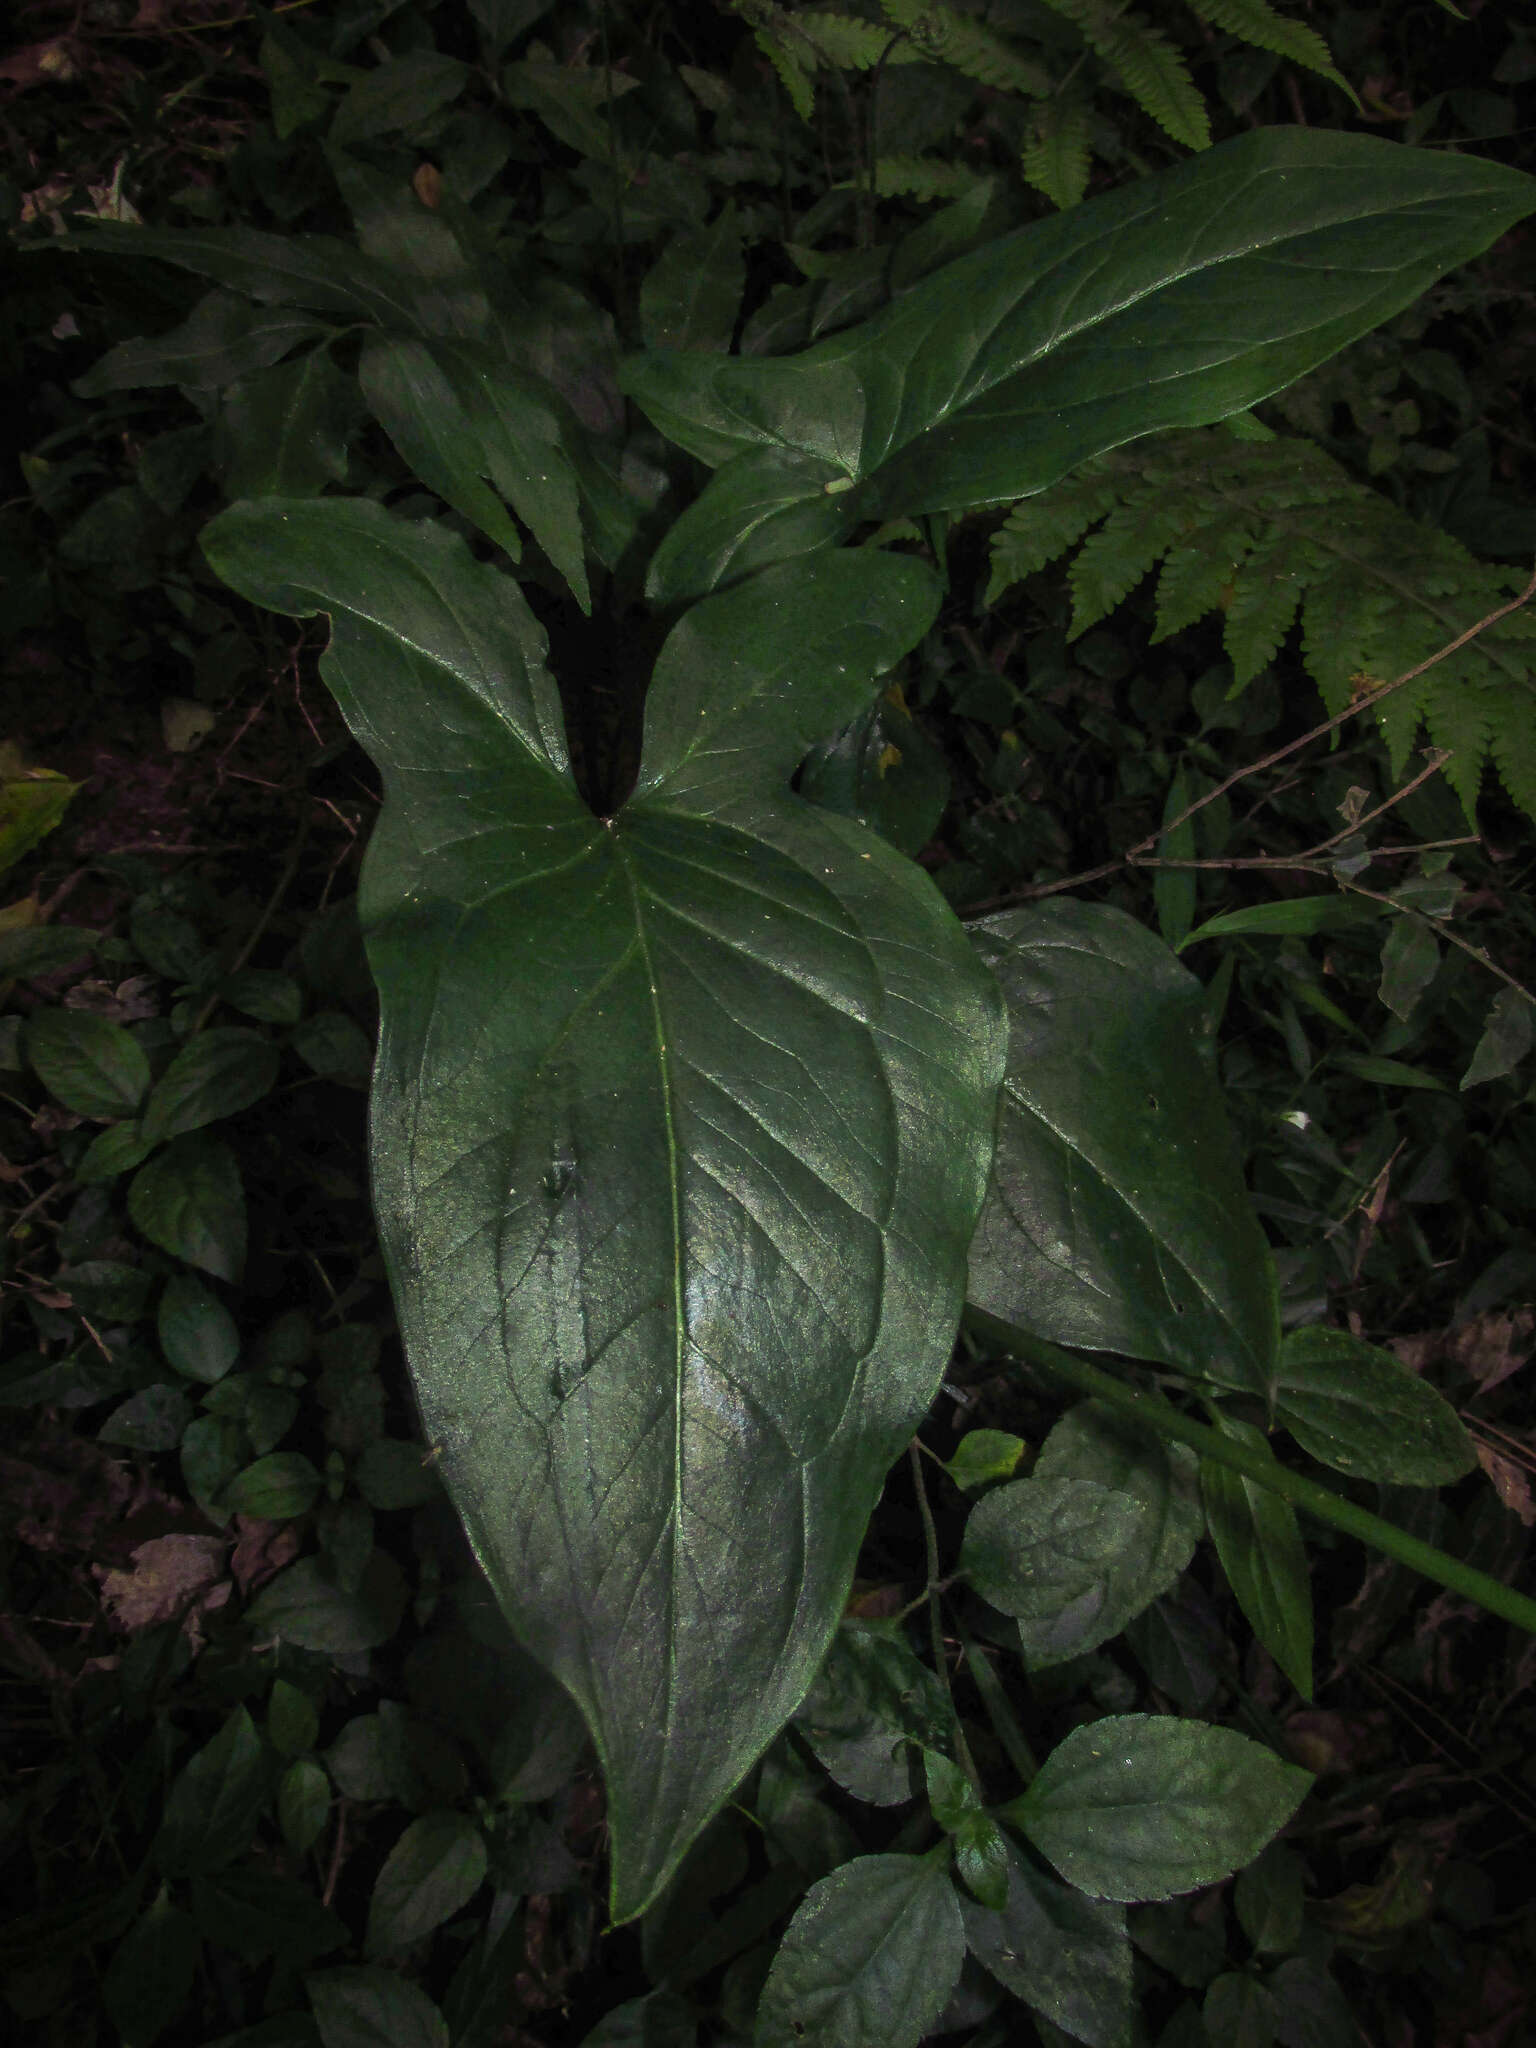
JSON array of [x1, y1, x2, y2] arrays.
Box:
[[2, 0, 1534, 2042]]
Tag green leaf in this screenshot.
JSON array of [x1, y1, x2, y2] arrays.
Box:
[[1179, 895, 1382, 948], [279, 1757, 333, 1854], [181, 1413, 245, 1523], [307, 1966, 449, 2048], [578, 1991, 697, 2046], [753, 1852, 966, 2048], [74, 290, 333, 395], [200, 495, 1005, 1920], [960, 1476, 1153, 1664], [129, 1133, 247, 1280], [794, 1622, 954, 1806], [98, 1383, 192, 1450], [158, 1271, 240, 1383], [25, 1008, 150, 1118], [246, 1552, 407, 1655], [102, 1886, 200, 2048], [156, 1704, 268, 1877], [623, 130, 1536, 600], [77, 1120, 155, 1185], [225, 1450, 324, 1519], [1005, 1714, 1312, 1902], [269, 1677, 320, 1757], [359, 336, 590, 610], [1204, 1971, 1278, 2045], [967, 900, 1279, 1395], [640, 206, 746, 354], [291, 1008, 375, 1085], [1233, 1841, 1305, 1956], [220, 350, 361, 498], [69, 218, 427, 327], [959, 1836, 1132, 2048], [942, 1428, 1025, 1492], [1462, 986, 1534, 1088], [140, 1027, 281, 1146], [1377, 916, 1440, 1023], [1273, 1326, 1475, 1484], [1009, 1403, 1204, 1664], [328, 52, 469, 146], [57, 1257, 153, 1322], [221, 968, 306, 1024], [1154, 767, 1197, 951], [365, 1810, 489, 1956], [799, 686, 951, 857], [354, 1436, 442, 1510], [192, 1867, 347, 1965], [0, 923, 93, 976], [1200, 1416, 1313, 1698]]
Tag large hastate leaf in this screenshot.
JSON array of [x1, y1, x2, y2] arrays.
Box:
[[621, 129, 1536, 602], [965, 901, 1277, 1395], [199, 501, 1006, 1922]]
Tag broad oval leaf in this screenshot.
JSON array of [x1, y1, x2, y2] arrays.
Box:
[[365, 1810, 488, 1957], [753, 1851, 965, 2048], [959, 1836, 1132, 2048], [966, 900, 1279, 1396], [1017, 1402, 1204, 1665], [960, 1475, 1151, 1665], [1006, 1714, 1312, 1903], [625, 129, 1536, 601], [1274, 1326, 1475, 1484], [25, 1008, 150, 1119], [140, 1026, 281, 1146], [200, 497, 1006, 1922], [307, 1965, 448, 2048]]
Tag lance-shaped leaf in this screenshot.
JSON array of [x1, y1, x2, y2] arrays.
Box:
[[623, 129, 1536, 600], [359, 335, 591, 611], [965, 901, 1278, 1396], [199, 499, 1005, 1922]]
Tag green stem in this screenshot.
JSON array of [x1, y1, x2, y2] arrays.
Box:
[[909, 1443, 984, 1795], [962, 1308, 1536, 1641]]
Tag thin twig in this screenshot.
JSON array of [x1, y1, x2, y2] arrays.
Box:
[[908, 1443, 983, 1795], [966, 563, 1536, 916]]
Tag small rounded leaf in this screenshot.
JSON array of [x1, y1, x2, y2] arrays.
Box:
[[364, 1810, 488, 1956]]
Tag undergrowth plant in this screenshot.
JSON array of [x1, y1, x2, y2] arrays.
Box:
[[6, 5, 1536, 2044]]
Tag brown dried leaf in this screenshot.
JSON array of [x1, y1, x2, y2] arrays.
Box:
[[230, 1514, 302, 1595], [1474, 1441, 1536, 1527], [96, 1533, 229, 1634], [1449, 1310, 1532, 1396]]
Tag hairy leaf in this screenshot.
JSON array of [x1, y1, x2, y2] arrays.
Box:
[[1006, 1714, 1312, 1901]]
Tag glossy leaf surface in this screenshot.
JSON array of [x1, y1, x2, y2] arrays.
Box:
[[967, 901, 1278, 1395], [960, 1476, 1151, 1665], [623, 130, 1536, 600], [201, 498, 1005, 1920]]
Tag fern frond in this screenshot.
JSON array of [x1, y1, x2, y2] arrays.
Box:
[[864, 154, 987, 200], [985, 472, 1122, 604], [987, 424, 1536, 823], [792, 11, 919, 71], [1042, 0, 1210, 149], [751, 21, 816, 119], [877, 0, 1051, 96], [1189, 0, 1357, 104], [1070, 492, 1193, 634], [1021, 88, 1093, 209]]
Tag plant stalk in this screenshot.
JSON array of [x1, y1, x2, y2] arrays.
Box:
[[962, 1308, 1536, 1641]]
